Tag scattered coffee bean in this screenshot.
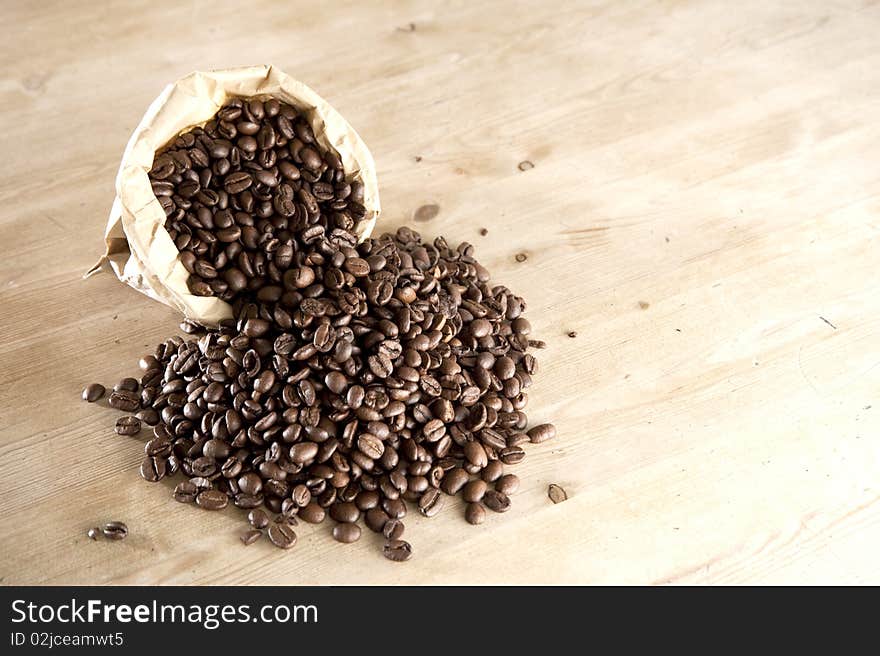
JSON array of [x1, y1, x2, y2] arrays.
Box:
[[383, 539, 413, 562], [87, 527, 101, 540], [115, 416, 141, 436], [515, 252, 528, 263], [82, 383, 105, 402], [332, 523, 362, 543], [527, 423, 556, 443], [268, 522, 297, 549], [483, 490, 511, 513], [248, 509, 269, 529], [173, 481, 198, 503], [241, 528, 263, 545], [101, 521, 128, 540], [496, 474, 520, 495], [383, 519, 405, 540], [548, 484, 568, 504], [465, 503, 485, 525]]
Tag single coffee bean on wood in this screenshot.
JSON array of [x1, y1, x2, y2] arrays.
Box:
[[548, 484, 568, 504], [241, 529, 263, 545], [87, 527, 101, 540], [483, 490, 511, 513], [383, 539, 413, 562], [495, 474, 520, 495], [102, 521, 128, 540], [82, 384, 105, 402], [527, 423, 556, 443]]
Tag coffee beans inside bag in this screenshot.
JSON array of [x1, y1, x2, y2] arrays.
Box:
[[89, 65, 380, 326]]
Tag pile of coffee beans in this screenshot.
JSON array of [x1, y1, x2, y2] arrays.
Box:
[[89, 97, 556, 561]]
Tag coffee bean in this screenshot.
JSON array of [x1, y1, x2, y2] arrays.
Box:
[[382, 519, 405, 540], [196, 489, 229, 510], [382, 498, 407, 519], [115, 416, 141, 436], [418, 488, 444, 517], [82, 383, 105, 402], [495, 474, 520, 495], [548, 484, 568, 504], [465, 502, 486, 525], [241, 528, 263, 545], [382, 539, 413, 562], [483, 489, 511, 513], [365, 507, 390, 532], [481, 461, 504, 483], [329, 502, 360, 523], [248, 509, 269, 529], [87, 527, 101, 540], [440, 467, 468, 495], [500, 446, 525, 465], [136, 408, 159, 426], [139, 456, 166, 482], [298, 502, 325, 524], [108, 390, 139, 412], [114, 378, 139, 392], [102, 521, 128, 540], [173, 481, 198, 503], [332, 523, 362, 543], [461, 479, 488, 503], [268, 522, 297, 549], [527, 423, 556, 443], [357, 433, 384, 460]]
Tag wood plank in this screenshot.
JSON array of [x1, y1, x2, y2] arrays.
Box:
[[1, 0, 878, 584]]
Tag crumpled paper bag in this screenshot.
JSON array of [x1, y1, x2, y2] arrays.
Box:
[[87, 65, 381, 326]]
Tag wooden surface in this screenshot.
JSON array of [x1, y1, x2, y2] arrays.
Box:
[[1, 0, 879, 585]]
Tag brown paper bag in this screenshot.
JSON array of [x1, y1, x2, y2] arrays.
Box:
[[87, 65, 380, 326]]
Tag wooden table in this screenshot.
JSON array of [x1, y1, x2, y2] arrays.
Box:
[[2, 0, 878, 585]]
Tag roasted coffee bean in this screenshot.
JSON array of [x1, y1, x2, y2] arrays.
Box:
[[382, 498, 407, 520], [527, 423, 556, 443], [136, 408, 160, 426], [332, 523, 362, 543], [364, 507, 390, 533], [268, 522, 297, 549], [241, 528, 263, 545], [500, 446, 525, 465], [418, 488, 444, 517], [382, 539, 413, 562], [82, 383, 105, 402], [115, 378, 139, 392], [173, 480, 198, 503], [87, 527, 100, 540], [481, 461, 504, 483], [382, 519, 405, 540], [465, 503, 486, 525], [483, 489, 511, 513], [548, 484, 568, 504], [139, 456, 166, 482], [196, 489, 229, 510], [496, 474, 520, 495], [298, 502, 325, 524], [101, 521, 128, 541], [462, 479, 488, 503], [440, 467, 468, 495], [329, 502, 359, 523], [248, 509, 269, 529], [115, 416, 141, 436], [109, 390, 139, 412]]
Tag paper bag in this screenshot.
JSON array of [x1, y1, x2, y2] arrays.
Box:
[[87, 65, 381, 326]]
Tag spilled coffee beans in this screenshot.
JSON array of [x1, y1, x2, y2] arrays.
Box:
[[90, 97, 558, 561]]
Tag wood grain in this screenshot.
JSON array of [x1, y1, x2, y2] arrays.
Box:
[[1, 0, 879, 585]]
